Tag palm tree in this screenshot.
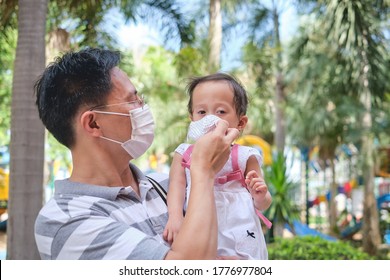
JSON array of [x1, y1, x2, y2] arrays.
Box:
[[322, 0, 388, 256], [287, 23, 366, 230], [264, 153, 300, 238], [289, 0, 389, 255], [245, 0, 290, 154], [182, 0, 250, 73], [7, 0, 48, 259], [241, 42, 275, 143], [207, 0, 222, 73]]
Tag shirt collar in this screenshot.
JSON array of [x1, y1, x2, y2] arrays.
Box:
[[54, 163, 151, 201]]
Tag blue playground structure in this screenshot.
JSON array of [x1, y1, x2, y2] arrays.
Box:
[[285, 193, 390, 243], [340, 193, 390, 243], [286, 220, 337, 241]]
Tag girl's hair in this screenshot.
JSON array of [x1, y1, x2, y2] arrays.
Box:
[[186, 73, 248, 116]]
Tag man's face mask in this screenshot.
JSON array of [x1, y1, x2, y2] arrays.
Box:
[[187, 114, 221, 142], [94, 104, 155, 159]]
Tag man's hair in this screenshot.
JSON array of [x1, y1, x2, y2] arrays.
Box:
[[35, 47, 121, 148], [186, 73, 248, 117]]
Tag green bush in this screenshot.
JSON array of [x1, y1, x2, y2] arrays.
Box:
[[268, 236, 374, 260]]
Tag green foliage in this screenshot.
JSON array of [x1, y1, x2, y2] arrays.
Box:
[[173, 46, 207, 78], [0, 27, 16, 146], [264, 153, 300, 225], [46, 133, 72, 169], [268, 236, 375, 260], [240, 42, 274, 141], [129, 46, 189, 165]]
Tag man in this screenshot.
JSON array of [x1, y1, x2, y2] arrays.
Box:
[[34, 48, 238, 259]]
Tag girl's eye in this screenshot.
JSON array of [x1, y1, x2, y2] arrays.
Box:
[[216, 110, 226, 114], [197, 110, 206, 115]]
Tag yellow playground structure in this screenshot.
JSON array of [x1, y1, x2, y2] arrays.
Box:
[[236, 135, 272, 166]]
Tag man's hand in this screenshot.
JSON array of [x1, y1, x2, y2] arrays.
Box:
[[191, 120, 239, 177]]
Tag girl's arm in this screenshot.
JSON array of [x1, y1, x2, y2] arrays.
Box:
[[163, 152, 187, 244], [245, 155, 272, 211]]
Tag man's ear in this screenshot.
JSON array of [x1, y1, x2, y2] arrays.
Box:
[[238, 115, 248, 131], [80, 111, 101, 137]]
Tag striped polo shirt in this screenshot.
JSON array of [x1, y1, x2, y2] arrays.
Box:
[[34, 164, 170, 259]]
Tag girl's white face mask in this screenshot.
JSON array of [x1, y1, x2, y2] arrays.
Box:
[[187, 114, 221, 142], [99, 104, 155, 159]]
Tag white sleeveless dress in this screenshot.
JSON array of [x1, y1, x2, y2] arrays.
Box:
[[175, 143, 268, 260]]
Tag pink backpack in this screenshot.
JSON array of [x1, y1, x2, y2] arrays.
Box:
[[181, 144, 272, 229]]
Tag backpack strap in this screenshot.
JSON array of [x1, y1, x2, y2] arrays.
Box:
[[146, 175, 167, 204], [181, 145, 194, 169], [233, 144, 272, 228], [215, 144, 246, 187], [255, 209, 273, 229], [231, 144, 247, 187], [147, 175, 186, 216], [178, 144, 272, 228]]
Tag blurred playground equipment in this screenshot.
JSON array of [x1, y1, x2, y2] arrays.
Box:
[[236, 135, 272, 165], [290, 144, 390, 243], [339, 193, 390, 243], [285, 220, 337, 241], [0, 167, 8, 231], [376, 147, 390, 178]]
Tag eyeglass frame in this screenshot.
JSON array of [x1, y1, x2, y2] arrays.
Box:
[[88, 94, 145, 116]]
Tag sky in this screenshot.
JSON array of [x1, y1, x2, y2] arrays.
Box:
[[108, 2, 298, 71]]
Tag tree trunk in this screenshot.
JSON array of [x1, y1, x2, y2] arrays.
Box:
[[300, 147, 309, 224], [274, 72, 285, 153], [360, 34, 381, 256], [273, 222, 284, 237], [272, 7, 285, 153], [361, 128, 381, 255], [207, 0, 222, 73], [7, 0, 47, 259], [46, 28, 71, 64], [328, 156, 337, 231]]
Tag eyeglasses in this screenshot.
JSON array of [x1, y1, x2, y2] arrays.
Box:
[[89, 94, 145, 116]]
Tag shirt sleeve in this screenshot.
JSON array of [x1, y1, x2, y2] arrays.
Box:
[[247, 146, 263, 167], [175, 143, 191, 156], [238, 145, 264, 170]]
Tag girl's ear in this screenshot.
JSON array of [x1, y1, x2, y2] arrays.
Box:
[[238, 115, 248, 131]]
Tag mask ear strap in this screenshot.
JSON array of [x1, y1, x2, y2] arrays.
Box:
[[100, 135, 123, 145], [93, 110, 130, 117]]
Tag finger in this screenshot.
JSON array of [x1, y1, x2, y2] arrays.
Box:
[[168, 231, 174, 244], [163, 228, 169, 241], [246, 170, 259, 180], [225, 127, 240, 143], [245, 178, 253, 189], [245, 176, 263, 187], [255, 184, 267, 192], [213, 119, 229, 134], [252, 178, 265, 186]]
